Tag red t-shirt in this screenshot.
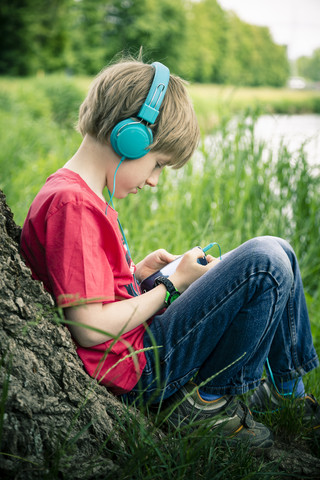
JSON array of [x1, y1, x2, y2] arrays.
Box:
[[20, 168, 147, 394]]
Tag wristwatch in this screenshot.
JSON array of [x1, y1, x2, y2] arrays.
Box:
[[154, 276, 181, 306]]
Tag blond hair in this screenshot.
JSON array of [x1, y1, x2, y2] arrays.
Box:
[[77, 59, 200, 168]]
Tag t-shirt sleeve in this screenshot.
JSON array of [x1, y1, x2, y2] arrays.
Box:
[[45, 202, 123, 307]]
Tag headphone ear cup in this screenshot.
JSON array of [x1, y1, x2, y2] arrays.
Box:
[[110, 119, 153, 159]]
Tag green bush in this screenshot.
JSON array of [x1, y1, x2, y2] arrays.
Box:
[[34, 76, 84, 128]]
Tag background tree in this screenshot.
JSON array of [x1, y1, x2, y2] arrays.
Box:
[[297, 48, 320, 82], [0, 0, 291, 85], [0, 0, 70, 75], [250, 26, 289, 87], [103, 0, 188, 74], [0, 0, 36, 75], [220, 14, 289, 86], [179, 0, 228, 83]]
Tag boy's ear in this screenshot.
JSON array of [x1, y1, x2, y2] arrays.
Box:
[[110, 119, 153, 160]]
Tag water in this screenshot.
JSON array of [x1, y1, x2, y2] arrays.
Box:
[[198, 114, 320, 175], [254, 114, 320, 167]]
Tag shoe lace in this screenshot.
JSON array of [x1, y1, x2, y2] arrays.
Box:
[[224, 397, 254, 428], [237, 401, 255, 428]]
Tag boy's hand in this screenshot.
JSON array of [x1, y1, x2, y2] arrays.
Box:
[[135, 249, 178, 282], [169, 248, 220, 293]]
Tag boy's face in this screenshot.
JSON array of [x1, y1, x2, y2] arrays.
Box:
[[112, 152, 170, 198]]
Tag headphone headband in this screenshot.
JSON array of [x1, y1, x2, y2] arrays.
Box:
[[137, 62, 170, 124], [110, 61, 170, 159]]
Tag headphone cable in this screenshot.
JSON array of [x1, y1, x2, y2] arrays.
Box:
[[105, 156, 132, 259], [106, 156, 125, 213]]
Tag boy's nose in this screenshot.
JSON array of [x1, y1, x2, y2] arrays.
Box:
[[146, 171, 161, 187]]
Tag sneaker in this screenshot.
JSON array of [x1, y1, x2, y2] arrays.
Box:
[[249, 378, 320, 435], [164, 382, 273, 448]]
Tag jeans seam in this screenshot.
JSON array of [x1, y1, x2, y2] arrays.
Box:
[[161, 269, 279, 367], [287, 283, 300, 370], [147, 270, 282, 397], [270, 355, 319, 381]]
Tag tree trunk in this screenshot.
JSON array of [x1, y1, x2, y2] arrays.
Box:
[[0, 190, 138, 479]]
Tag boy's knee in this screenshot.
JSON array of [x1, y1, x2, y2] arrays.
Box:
[[245, 236, 294, 289]]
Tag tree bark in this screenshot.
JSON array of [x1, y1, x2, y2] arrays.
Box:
[[0, 190, 136, 479]]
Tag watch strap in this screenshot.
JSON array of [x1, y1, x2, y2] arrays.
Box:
[[154, 276, 180, 306]]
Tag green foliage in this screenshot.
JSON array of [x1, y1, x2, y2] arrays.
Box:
[[0, 0, 32, 75], [0, 0, 290, 86], [99, 0, 188, 75], [180, 0, 228, 83], [0, 0, 71, 75], [0, 77, 82, 217], [33, 76, 84, 128], [220, 14, 289, 87], [297, 48, 320, 82], [66, 0, 112, 75]]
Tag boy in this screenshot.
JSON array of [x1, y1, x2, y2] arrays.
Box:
[[20, 58, 319, 449]]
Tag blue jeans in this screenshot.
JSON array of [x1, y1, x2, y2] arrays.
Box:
[[124, 236, 319, 404]]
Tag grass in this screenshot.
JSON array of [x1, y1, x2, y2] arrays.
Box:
[[104, 409, 272, 480], [0, 74, 319, 478]]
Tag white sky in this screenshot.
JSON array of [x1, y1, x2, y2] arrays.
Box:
[[217, 0, 320, 59]]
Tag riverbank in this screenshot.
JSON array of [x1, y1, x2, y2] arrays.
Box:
[[188, 83, 320, 131]]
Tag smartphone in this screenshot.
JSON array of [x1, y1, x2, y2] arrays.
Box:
[[140, 244, 213, 293]]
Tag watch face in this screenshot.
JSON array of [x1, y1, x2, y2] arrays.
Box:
[[168, 291, 180, 305]]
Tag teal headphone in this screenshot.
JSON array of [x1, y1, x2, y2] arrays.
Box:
[[110, 62, 170, 160]]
